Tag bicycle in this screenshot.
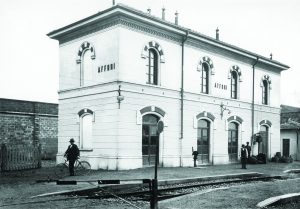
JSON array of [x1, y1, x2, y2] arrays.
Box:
[[54, 158, 91, 178]]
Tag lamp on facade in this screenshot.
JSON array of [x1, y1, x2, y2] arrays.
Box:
[[220, 102, 231, 119], [117, 85, 124, 109]]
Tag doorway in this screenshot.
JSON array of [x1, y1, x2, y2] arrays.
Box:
[[282, 138, 290, 157], [142, 114, 159, 166], [197, 119, 210, 164], [228, 122, 238, 163]]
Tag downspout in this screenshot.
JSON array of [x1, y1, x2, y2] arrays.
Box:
[[297, 130, 299, 160], [180, 30, 190, 167], [251, 57, 259, 155]]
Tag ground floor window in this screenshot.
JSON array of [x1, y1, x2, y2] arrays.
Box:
[[80, 113, 93, 149]]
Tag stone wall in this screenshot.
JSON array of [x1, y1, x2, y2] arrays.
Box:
[[0, 98, 58, 159]]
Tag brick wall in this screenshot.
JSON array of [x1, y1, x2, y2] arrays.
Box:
[[0, 98, 58, 159]]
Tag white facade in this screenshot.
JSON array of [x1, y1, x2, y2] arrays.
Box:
[[48, 4, 289, 170]]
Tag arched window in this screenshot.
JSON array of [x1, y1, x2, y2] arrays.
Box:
[[147, 49, 158, 85], [141, 41, 165, 86], [261, 75, 271, 105], [78, 109, 94, 149], [197, 119, 210, 164], [231, 70, 238, 99], [82, 49, 93, 86], [262, 80, 269, 105], [76, 42, 96, 86], [228, 122, 238, 162], [201, 63, 209, 94]]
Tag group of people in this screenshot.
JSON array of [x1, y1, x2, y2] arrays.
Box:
[[64, 138, 252, 175], [241, 142, 251, 169]]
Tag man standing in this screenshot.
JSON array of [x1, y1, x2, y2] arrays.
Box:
[[241, 144, 247, 169], [245, 142, 251, 159], [64, 138, 80, 176]]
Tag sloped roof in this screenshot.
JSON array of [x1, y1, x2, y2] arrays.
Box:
[[281, 105, 300, 114]]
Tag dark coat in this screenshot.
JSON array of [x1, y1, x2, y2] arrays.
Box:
[[64, 144, 80, 161], [241, 148, 247, 159]]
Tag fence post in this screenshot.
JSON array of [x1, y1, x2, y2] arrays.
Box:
[[1, 144, 7, 171], [38, 144, 42, 168]]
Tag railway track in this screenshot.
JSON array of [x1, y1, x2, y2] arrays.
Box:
[[85, 175, 285, 202]]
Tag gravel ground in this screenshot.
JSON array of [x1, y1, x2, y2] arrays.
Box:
[[0, 160, 299, 209]]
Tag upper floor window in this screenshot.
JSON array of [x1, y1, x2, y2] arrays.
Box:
[[141, 41, 165, 86], [228, 65, 242, 99], [201, 63, 209, 94], [147, 49, 158, 85], [262, 80, 269, 105], [261, 75, 271, 105], [231, 70, 238, 99], [76, 42, 96, 87], [197, 56, 214, 94]]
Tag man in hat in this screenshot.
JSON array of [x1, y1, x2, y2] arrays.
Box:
[[64, 138, 80, 176], [241, 144, 247, 169]]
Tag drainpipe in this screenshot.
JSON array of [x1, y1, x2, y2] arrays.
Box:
[[297, 130, 299, 160], [180, 30, 190, 167], [251, 57, 259, 155]]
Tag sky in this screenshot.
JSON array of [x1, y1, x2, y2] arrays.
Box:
[[0, 0, 299, 106]]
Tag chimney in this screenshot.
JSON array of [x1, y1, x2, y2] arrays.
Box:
[[216, 27, 219, 40], [112, 0, 115, 6], [147, 8, 151, 14], [175, 11, 178, 25], [162, 7, 166, 20], [270, 53, 273, 60]]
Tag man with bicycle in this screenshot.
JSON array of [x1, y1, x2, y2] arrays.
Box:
[[64, 138, 80, 176]]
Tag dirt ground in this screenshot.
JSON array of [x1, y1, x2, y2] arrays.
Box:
[[0, 161, 299, 209]]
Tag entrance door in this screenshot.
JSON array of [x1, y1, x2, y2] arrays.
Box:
[[228, 122, 238, 163], [197, 119, 210, 164], [282, 139, 290, 157], [259, 126, 268, 155], [142, 114, 159, 166]]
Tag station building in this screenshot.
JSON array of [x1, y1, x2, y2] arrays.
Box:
[[48, 4, 289, 170]]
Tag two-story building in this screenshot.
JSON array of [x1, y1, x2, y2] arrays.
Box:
[[48, 4, 289, 170]]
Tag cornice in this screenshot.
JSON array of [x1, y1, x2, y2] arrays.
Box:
[[48, 4, 289, 71]]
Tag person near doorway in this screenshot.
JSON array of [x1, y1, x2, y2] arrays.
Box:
[[241, 144, 247, 169], [64, 138, 80, 176], [245, 141, 251, 159]]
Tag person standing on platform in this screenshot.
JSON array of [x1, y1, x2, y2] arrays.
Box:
[[241, 144, 247, 169], [64, 138, 80, 176], [245, 141, 251, 159]]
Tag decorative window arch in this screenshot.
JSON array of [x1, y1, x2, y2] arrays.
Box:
[[197, 56, 215, 75], [197, 56, 215, 94], [78, 108, 94, 149], [193, 111, 215, 128], [227, 115, 243, 124], [260, 75, 272, 105], [137, 106, 167, 125], [76, 42, 96, 64], [259, 119, 272, 127], [141, 41, 165, 63]]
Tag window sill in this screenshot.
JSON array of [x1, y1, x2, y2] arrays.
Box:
[[79, 148, 93, 152]]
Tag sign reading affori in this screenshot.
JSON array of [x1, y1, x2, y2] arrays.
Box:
[[157, 120, 164, 134]]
